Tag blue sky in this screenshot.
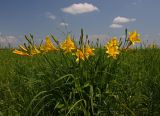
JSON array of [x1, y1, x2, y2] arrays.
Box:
[[0, 0, 160, 46]]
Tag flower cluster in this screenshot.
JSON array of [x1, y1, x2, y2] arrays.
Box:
[[13, 45, 40, 56], [74, 45, 95, 63], [60, 34, 95, 63], [13, 30, 141, 62], [13, 36, 57, 56]]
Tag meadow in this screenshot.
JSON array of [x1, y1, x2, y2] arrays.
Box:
[[0, 30, 160, 116]]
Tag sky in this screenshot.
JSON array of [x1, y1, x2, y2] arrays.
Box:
[[0, 0, 160, 47]]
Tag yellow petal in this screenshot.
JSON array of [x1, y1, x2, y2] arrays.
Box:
[[13, 49, 29, 56]]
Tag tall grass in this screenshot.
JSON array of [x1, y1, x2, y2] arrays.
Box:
[[0, 47, 160, 115]]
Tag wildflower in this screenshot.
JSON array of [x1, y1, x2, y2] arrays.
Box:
[[106, 45, 119, 59], [40, 36, 58, 52], [13, 49, 29, 56], [30, 46, 41, 55], [73, 45, 94, 63], [13, 45, 40, 56], [19, 45, 28, 52], [123, 31, 141, 50], [105, 37, 120, 59], [107, 37, 119, 46], [75, 49, 85, 63], [128, 31, 141, 44], [84, 45, 95, 59], [60, 35, 76, 53]]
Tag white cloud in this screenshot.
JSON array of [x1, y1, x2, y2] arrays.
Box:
[[60, 22, 69, 26], [0, 35, 18, 47], [131, 2, 137, 5], [46, 12, 56, 20], [62, 3, 99, 15], [113, 16, 136, 24], [110, 24, 123, 28]]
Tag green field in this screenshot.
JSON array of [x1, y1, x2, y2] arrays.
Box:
[[0, 48, 160, 116]]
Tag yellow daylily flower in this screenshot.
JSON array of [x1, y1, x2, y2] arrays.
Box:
[[106, 45, 120, 59], [40, 36, 58, 52], [13, 45, 40, 56], [128, 31, 141, 44], [19, 45, 28, 52], [60, 35, 76, 53], [75, 49, 85, 63], [84, 45, 95, 59], [105, 37, 120, 59], [73, 45, 95, 63], [30, 47, 41, 55], [107, 37, 119, 46], [13, 49, 29, 56]]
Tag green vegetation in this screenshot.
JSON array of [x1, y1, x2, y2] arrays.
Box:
[[0, 48, 160, 115]]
